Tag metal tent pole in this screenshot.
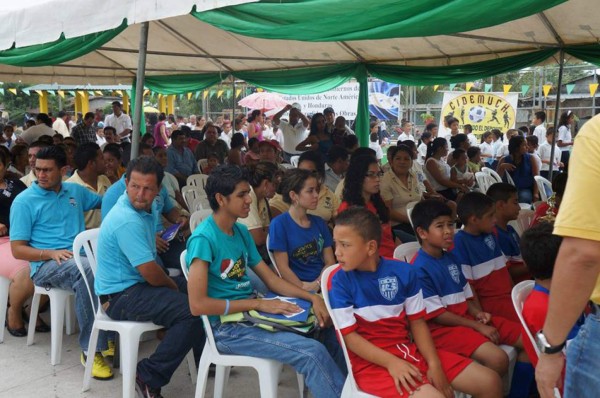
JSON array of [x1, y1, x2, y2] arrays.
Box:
[[131, 22, 149, 160], [548, 49, 565, 182]]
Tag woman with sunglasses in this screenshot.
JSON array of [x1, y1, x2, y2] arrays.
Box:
[[338, 154, 396, 257]]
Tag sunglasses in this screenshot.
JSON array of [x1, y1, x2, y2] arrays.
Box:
[[365, 171, 384, 178]]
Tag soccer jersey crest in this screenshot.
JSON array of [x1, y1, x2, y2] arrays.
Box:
[[484, 235, 496, 251], [447, 263, 461, 285], [378, 276, 398, 301]]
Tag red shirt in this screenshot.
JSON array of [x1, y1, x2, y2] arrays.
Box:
[[338, 201, 395, 258]]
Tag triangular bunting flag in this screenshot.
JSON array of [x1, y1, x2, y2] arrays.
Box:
[[115, 90, 123, 96], [589, 83, 599, 97], [0, 89, 4, 95], [178, 94, 184, 100], [235, 88, 242, 98], [419, 86, 424, 90], [484, 84, 492, 93], [47, 90, 56, 97], [203, 91, 209, 99], [187, 92, 193, 100], [194, 91, 201, 100], [68, 91, 76, 97], [503, 85, 512, 96], [143, 89, 150, 96], [88, 91, 95, 96], [126, 90, 132, 97], [566, 84, 575, 95], [8, 88, 17, 95], [521, 85, 530, 96], [433, 85, 439, 92], [256, 88, 264, 92], [57, 90, 66, 98], [449, 83, 457, 91], [35, 90, 43, 96], [95, 90, 103, 96], [225, 90, 232, 99], [465, 82, 474, 92], [542, 84, 552, 97], [217, 90, 224, 99], [209, 90, 216, 98], [21, 89, 30, 96]]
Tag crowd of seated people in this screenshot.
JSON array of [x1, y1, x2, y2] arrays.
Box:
[[0, 105, 581, 398]]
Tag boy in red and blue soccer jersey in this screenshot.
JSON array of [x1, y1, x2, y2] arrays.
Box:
[[487, 183, 531, 284], [328, 207, 499, 398], [453, 191, 519, 322]]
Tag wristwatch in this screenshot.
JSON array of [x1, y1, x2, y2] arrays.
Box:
[[536, 330, 566, 354]]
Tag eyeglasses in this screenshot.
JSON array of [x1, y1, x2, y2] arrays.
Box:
[[365, 171, 384, 178]]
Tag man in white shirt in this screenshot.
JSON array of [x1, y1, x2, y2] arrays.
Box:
[[272, 103, 309, 163], [538, 128, 563, 180], [531, 111, 547, 144], [103, 101, 132, 142], [397, 120, 415, 141], [220, 120, 233, 148], [368, 133, 383, 161], [464, 124, 479, 147], [19, 113, 56, 145], [52, 111, 70, 137]]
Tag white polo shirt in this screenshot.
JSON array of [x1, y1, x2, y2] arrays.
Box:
[[104, 112, 132, 140], [278, 120, 308, 154]]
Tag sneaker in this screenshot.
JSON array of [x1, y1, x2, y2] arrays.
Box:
[[135, 375, 163, 398], [102, 340, 115, 359], [81, 352, 114, 380]]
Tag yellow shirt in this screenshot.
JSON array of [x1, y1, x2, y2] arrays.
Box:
[[553, 113, 600, 304], [66, 171, 112, 229], [380, 169, 423, 226], [269, 185, 339, 222], [238, 187, 270, 231]]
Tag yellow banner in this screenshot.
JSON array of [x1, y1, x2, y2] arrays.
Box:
[[590, 83, 599, 97], [503, 84, 512, 96], [466, 82, 474, 92], [441, 92, 517, 134], [187, 92, 193, 100], [542, 84, 552, 97]]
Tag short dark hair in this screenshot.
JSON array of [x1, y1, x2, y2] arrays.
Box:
[[457, 192, 494, 225], [298, 150, 325, 180], [411, 200, 453, 243], [520, 221, 561, 280], [170, 129, 184, 140], [38, 135, 54, 145], [370, 132, 378, 142], [36, 113, 52, 127], [343, 134, 358, 150], [125, 156, 164, 187], [327, 145, 348, 164], [552, 172, 568, 197], [351, 147, 376, 159], [534, 111, 546, 123], [335, 207, 381, 245], [57, 110, 67, 118], [243, 161, 279, 188], [103, 143, 122, 160], [451, 148, 466, 160], [526, 135, 538, 146], [30, 140, 50, 150], [463, 124, 473, 133], [230, 132, 245, 149], [467, 146, 481, 159], [111, 101, 122, 108], [103, 126, 117, 135], [53, 133, 64, 141], [280, 169, 313, 204], [205, 164, 247, 211], [74, 142, 101, 170], [84, 112, 94, 121], [36, 145, 67, 168], [139, 143, 153, 154], [487, 182, 518, 203]]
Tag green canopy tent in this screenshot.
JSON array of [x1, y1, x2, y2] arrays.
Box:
[[2, 0, 600, 170]]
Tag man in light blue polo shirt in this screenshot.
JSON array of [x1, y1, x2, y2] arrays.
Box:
[[10, 145, 112, 380], [166, 129, 198, 187], [95, 156, 204, 397]]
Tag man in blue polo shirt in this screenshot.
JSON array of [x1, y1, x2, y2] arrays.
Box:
[[10, 145, 112, 380], [95, 156, 204, 397]]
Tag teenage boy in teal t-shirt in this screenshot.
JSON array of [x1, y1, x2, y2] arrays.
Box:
[[186, 164, 345, 398]]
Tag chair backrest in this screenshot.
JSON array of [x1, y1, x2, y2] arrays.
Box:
[[73, 228, 101, 313], [511, 281, 537, 357], [504, 171, 516, 186], [182, 186, 206, 209], [482, 167, 503, 184], [179, 249, 221, 356], [187, 174, 209, 189], [405, 200, 420, 229], [264, 233, 283, 277], [320, 265, 363, 394], [290, 155, 300, 168], [475, 172, 492, 193], [190, 196, 211, 213], [534, 175, 553, 202], [197, 159, 208, 173], [516, 209, 536, 235], [393, 242, 421, 263], [190, 209, 213, 231]]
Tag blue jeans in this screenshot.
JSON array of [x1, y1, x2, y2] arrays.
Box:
[[33, 257, 106, 352], [564, 309, 600, 397], [517, 188, 533, 204], [213, 322, 345, 398], [104, 283, 205, 389]]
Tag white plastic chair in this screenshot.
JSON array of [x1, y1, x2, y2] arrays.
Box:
[[265, 234, 283, 277], [509, 209, 536, 237], [534, 175, 553, 202], [26, 282, 76, 365], [405, 200, 419, 229], [290, 156, 300, 168], [0, 275, 10, 343], [190, 209, 213, 231], [197, 159, 208, 173], [74, 229, 196, 398], [320, 265, 378, 398], [187, 174, 209, 189], [190, 196, 211, 213], [393, 242, 421, 263], [475, 172, 493, 194], [179, 250, 304, 398], [182, 186, 206, 210], [482, 167, 503, 184], [512, 281, 561, 398]]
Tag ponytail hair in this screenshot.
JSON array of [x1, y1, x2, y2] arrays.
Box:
[[426, 137, 447, 160]]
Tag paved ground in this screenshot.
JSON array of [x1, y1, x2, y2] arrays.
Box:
[[0, 318, 306, 398]]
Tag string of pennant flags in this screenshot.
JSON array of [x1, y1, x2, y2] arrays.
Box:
[[0, 83, 599, 98]]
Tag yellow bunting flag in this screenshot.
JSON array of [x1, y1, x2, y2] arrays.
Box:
[[256, 88, 264, 92], [466, 82, 474, 92], [590, 83, 599, 97], [203, 90, 209, 99], [35, 90, 43, 96], [57, 90, 65, 98], [115, 90, 123, 96], [217, 90, 224, 99], [143, 89, 150, 96], [95, 90, 103, 96], [8, 88, 17, 95], [235, 89, 242, 98], [542, 84, 552, 97], [433, 85, 439, 91], [187, 92, 193, 100], [503, 84, 512, 96]]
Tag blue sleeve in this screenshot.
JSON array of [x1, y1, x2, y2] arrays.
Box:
[[101, 183, 123, 220], [160, 186, 175, 214], [114, 220, 155, 267], [317, 216, 333, 248], [402, 264, 426, 318], [165, 150, 177, 174], [328, 268, 358, 334], [267, 215, 288, 252], [77, 184, 102, 211], [9, 197, 32, 242], [452, 234, 473, 280], [240, 224, 262, 268], [186, 232, 214, 267]]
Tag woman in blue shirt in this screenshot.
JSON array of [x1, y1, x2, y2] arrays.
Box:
[[497, 136, 539, 203], [268, 168, 335, 292]]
